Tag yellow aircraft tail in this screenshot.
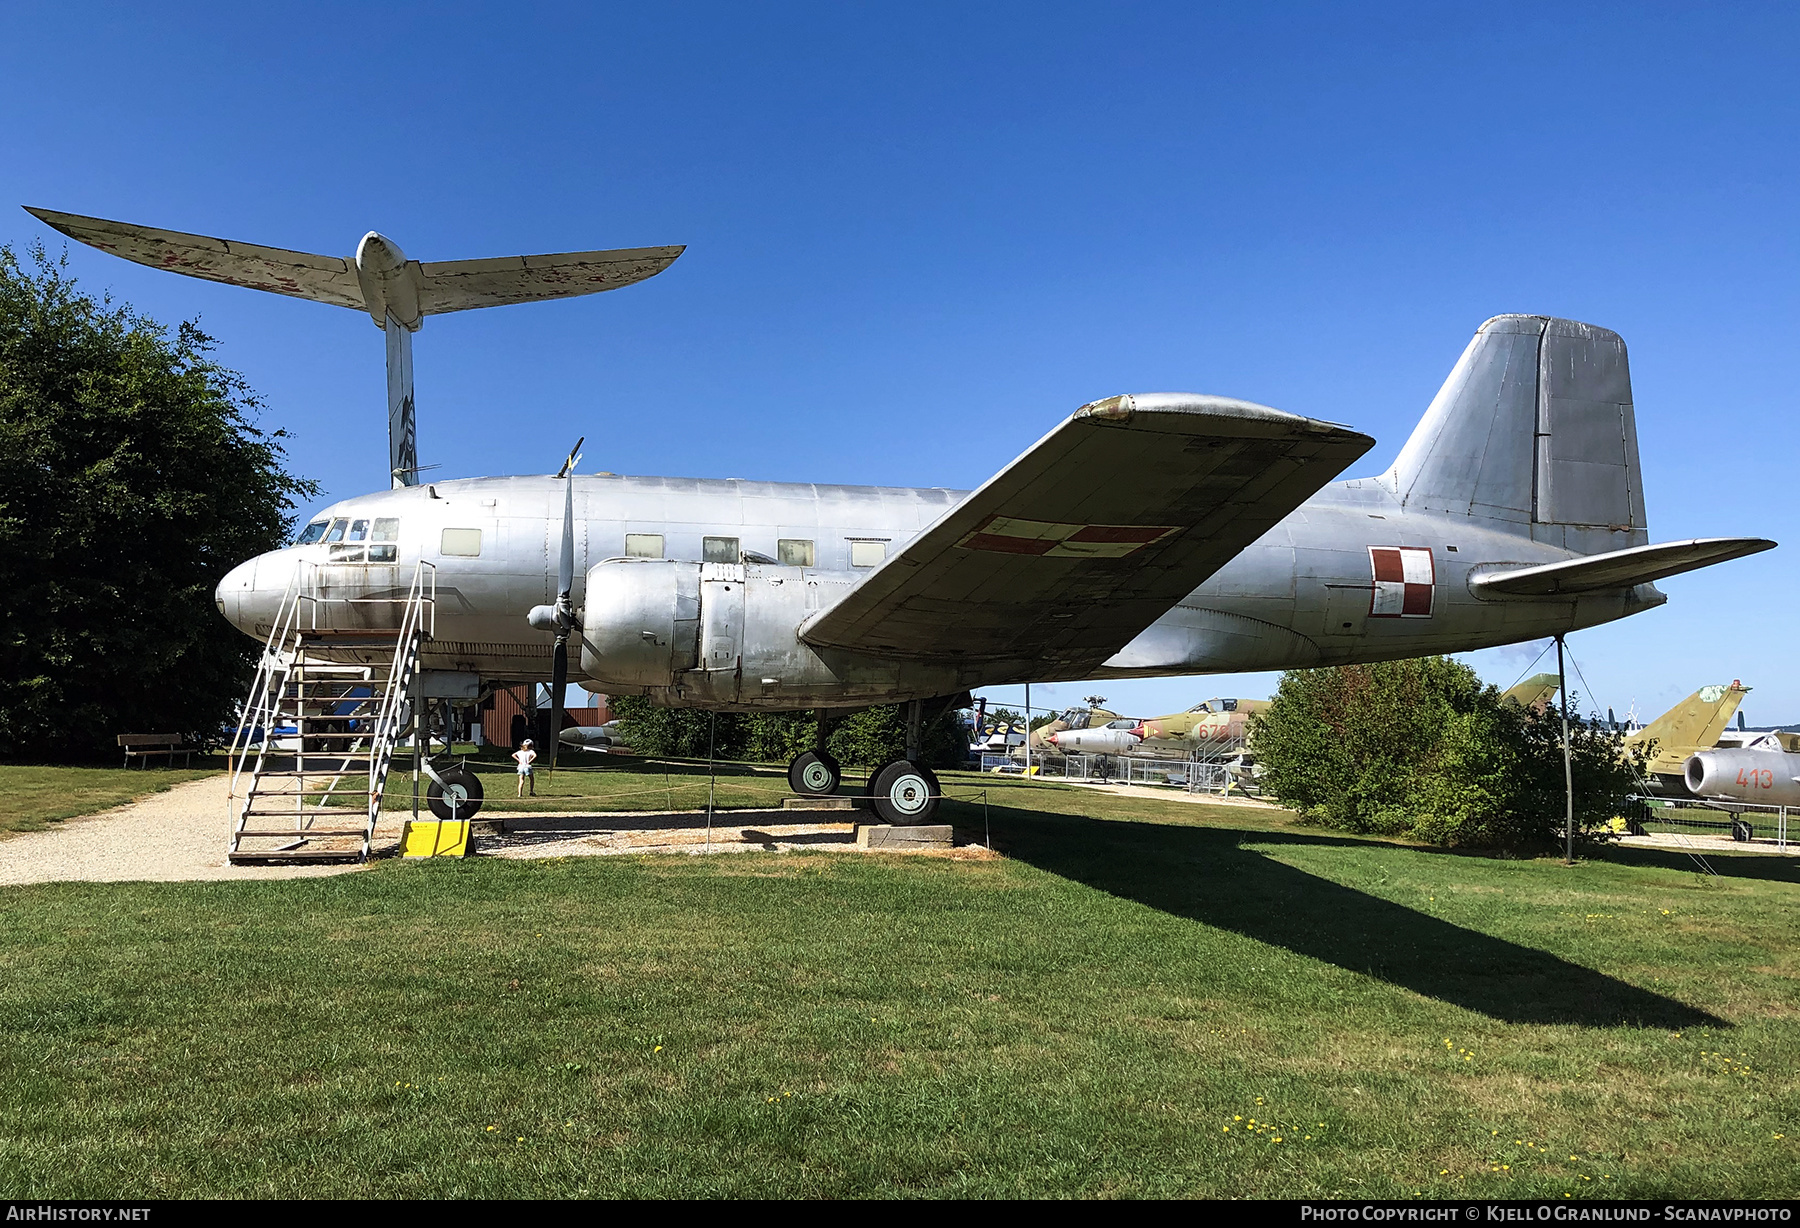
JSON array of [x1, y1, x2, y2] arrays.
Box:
[[1624, 682, 1750, 775]]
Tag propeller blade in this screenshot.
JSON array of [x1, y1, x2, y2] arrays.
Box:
[[543, 638, 568, 777], [559, 464, 576, 599], [555, 436, 585, 480]]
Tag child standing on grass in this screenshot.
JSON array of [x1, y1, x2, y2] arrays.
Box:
[[513, 738, 537, 797]]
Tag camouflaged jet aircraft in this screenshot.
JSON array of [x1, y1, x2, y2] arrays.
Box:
[[29, 208, 1777, 827]]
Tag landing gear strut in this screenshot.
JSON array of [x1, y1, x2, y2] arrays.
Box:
[[864, 693, 967, 825], [787, 708, 842, 796]]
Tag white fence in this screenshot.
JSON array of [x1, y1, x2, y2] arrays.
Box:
[[976, 741, 1252, 795], [1628, 794, 1791, 852]]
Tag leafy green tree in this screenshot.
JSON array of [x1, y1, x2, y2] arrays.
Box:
[[1252, 656, 1640, 847], [0, 245, 317, 760]]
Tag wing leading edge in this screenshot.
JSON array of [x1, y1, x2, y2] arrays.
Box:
[[801, 393, 1375, 675]]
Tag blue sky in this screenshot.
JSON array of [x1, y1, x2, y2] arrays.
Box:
[[4, 3, 1795, 724]]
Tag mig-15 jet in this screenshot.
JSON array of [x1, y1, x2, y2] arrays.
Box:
[[32, 207, 1777, 827]]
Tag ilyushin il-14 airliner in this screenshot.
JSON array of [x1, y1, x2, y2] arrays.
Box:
[[31, 208, 1776, 827]]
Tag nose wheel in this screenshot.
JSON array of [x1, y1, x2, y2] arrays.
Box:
[[788, 750, 842, 796], [426, 764, 485, 821]]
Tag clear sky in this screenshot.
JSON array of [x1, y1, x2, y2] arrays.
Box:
[[4, 3, 1795, 725]]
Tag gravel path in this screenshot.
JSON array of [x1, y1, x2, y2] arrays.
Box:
[[0, 775, 396, 886]]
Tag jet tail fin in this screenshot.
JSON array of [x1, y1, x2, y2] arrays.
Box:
[[1625, 682, 1751, 775], [1383, 315, 1648, 555]]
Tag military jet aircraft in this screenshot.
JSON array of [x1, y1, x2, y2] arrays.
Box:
[[31, 208, 1777, 826]]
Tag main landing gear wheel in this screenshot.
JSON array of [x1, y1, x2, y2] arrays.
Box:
[[869, 760, 940, 825], [427, 765, 485, 821], [789, 750, 842, 796]]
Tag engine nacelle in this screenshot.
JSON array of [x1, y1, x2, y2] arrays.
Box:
[[578, 559, 970, 706], [1684, 749, 1800, 806], [579, 558, 700, 688]]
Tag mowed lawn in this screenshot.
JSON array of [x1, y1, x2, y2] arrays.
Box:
[[0, 763, 221, 836], [0, 778, 1795, 1198]]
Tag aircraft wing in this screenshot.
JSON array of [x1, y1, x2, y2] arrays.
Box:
[[25, 207, 364, 309], [1471, 537, 1775, 597], [800, 393, 1375, 674], [415, 246, 686, 313]]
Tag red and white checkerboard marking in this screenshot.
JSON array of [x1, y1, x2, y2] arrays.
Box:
[[1369, 546, 1434, 617], [956, 515, 1180, 559]]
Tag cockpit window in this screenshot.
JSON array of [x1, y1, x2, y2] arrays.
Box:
[[369, 518, 399, 562], [295, 520, 329, 545], [323, 515, 402, 564]]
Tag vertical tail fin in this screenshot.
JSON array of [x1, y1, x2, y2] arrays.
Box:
[[1383, 315, 1648, 554], [1624, 682, 1750, 775]]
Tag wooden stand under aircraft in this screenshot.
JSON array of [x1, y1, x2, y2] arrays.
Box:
[[32, 207, 1779, 860]]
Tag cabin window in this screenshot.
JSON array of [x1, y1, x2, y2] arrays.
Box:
[[295, 520, 329, 545], [441, 528, 482, 557], [323, 518, 349, 544], [778, 538, 815, 567], [370, 518, 399, 562], [703, 536, 740, 564], [625, 533, 664, 559], [849, 539, 887, 568]]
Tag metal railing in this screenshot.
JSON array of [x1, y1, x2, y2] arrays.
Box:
[[1627, 794, 1791, 852], [225, 560, 436, 859], [361, 561, 437, 830]]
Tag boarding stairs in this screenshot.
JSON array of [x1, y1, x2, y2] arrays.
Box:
[[226, 560, 436, 863]]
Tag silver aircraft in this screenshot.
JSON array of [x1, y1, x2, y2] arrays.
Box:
[[24, 211, 1776, 825], [214, 315, 1772, 821]]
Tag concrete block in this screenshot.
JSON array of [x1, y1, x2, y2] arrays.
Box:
[[855, 823, 954, 849]]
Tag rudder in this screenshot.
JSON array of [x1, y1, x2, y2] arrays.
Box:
[[1383, 315, 1648, 555]]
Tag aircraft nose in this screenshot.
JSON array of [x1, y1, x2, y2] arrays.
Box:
[[215, 558, 257, 631], [215, 552, 295, 638]]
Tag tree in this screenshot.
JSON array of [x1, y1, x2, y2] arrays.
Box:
[[1251, 656, 1640, 847], [0, 245, 317, 760], [613, 697, 968, 768]]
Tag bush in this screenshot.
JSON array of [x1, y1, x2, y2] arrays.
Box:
[[612, 698, 967, 769], [1251, 657, 1640, 847]]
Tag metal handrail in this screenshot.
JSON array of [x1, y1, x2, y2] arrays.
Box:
[[364, 560, 437, 832], [226, 558, 437, 858]]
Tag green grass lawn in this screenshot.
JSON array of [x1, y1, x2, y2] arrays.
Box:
[[0, 762, 222, 837], [0, 778, 1794, 1198]]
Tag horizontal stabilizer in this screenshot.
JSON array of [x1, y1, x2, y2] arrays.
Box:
[[417, 248, 684, 314], [24, 207, 683, 327], [27, 206, 365, 308], [801, 394, 1374, 673], [1470, 537, 1775, 597]]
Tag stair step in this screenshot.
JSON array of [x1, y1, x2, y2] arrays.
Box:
[[237, 829, 372, 839], [252, 766, 375, 773], [228, 849, 367, 864]]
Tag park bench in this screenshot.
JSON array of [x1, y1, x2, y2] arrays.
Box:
[[117, 733, 196, 768]]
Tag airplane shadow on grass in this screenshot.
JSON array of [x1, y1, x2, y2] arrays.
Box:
[[969, 803, 1723, 1030]]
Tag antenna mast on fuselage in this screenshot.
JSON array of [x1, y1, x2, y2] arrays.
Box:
[[24, 207, 685, 489]]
